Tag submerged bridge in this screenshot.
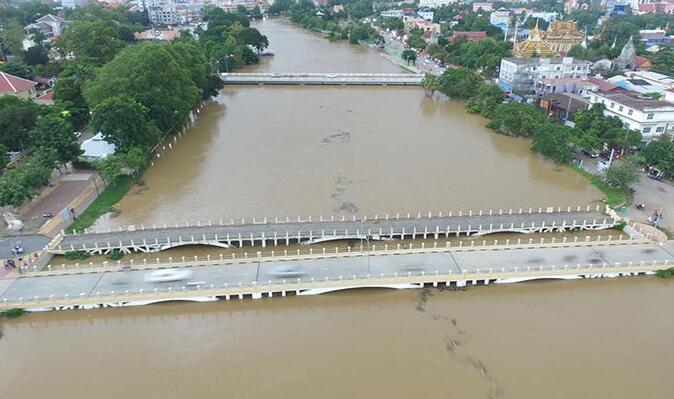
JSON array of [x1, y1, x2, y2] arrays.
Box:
[[3, 238, 673, 311], [220, 73, 424, 86], [47, 205, 616, 255]]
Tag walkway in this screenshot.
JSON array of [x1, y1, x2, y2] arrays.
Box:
[[50, 206, 615, 255], [220, 73, 424, 86], [3, 238, 672, 311]]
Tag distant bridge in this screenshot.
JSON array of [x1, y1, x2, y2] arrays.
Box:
[[220, 73, 424, 86], [47, 205, 616, 255]]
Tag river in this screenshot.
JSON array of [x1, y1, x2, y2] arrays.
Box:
[[4, 19, 671, 399], [93, 18, 598, 230]]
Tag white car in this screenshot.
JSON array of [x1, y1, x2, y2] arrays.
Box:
[[144, 268, 194, 283], [269, 264, 305, 278]]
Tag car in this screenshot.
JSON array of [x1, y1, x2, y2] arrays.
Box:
[[143, 268, 194, 283], [581, 148, 598, 158], [269, 264, 305, 278]]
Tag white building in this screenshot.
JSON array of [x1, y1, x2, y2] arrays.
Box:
[[147, 0, 179, 25], [498, 57, 591, 94], [417, 8, 434, 21], [61, 0, 88, 9], [473, 2, 494, 12], [489, 9, 511, 27], [80, 133, 116, 162], [418, 0, 457, 9], [380, 9, 403, 18], [589, 91, 674, 141]]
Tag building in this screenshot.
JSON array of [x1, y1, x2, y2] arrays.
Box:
[[489, 9, 511, 28], [589, 91, 674, 141], [134, 29, 182, 41], [449, 31, 488, 42], [540, 92, 590, 122], [35, 89, 54, 105], [638, 2, 674, 13], [513, 21, 555, 57], [0, 72, 38, 99], [608, 71, 674, 96], [417, 8, 434, 21], [147, 0, 178, 25], [418, 0, 457, 8], [498, 57, 591, 94], [25, 14, 68, 42], [380, 9, 402, 18], [473, 2, 494, 12], [61, 0, 89, 8], [578, 76, 623, 98], [527, 11, 558, 23], [541, 21, 584, 54]]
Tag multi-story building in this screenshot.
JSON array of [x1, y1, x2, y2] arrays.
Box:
[[380, 9, 403, 18], [473, 2, 494, 12], [147, 0, 178, 25], [418, 0, 458, 8], [25, 14, 68, 42], [61, 0, 88, 9], [589, 91, 674, 141], [498, 57, 591, 94], [417, 8, 434, 21]]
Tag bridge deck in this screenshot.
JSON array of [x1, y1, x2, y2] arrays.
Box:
[[4, 240, 673, 311], [52, 207, 614, 255], [220, 72, 424, 86]]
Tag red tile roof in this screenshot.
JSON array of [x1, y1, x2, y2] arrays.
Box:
[[451, 31, 488, 41], [36, 89, 54, 103], [586, 76, 620, 92], [0, 72, 37, 94]]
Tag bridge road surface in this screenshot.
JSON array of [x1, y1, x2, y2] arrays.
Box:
[[54, 209, 612, 254], [220, 73, 424, 86], [4, 241, 673, 303]]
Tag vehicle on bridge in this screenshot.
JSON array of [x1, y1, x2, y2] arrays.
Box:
[[144, 268, 194, 283]]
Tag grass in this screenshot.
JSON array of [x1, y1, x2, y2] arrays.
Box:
[[66, 176, 133, 234], [570, 165, 631, 208]]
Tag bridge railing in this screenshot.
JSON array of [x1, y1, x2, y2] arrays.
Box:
[[64, 204, 605, 236], [3, 258, 669, 311], [32, 234, 647, 277]]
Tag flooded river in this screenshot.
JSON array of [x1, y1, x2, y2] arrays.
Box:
[[2, 278, 674, 399], [4, 19, 669, 399], [94, 18, 598, 229]]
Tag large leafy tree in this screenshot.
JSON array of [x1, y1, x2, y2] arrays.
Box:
[[0, 60, 33, 79], [30, 113, 81, 164], [0, 154, 55, 207], [90, 95, 161, 151], [23, 45, 48, 66], [531, 123, 573, 163], [56, 20, 125, 66], [487, 102, 549, 137], [0, 20, 25, 58], [465, 82, 504, 118], [438, 67, 482, 100], [84, 43, 201, 133], [53, 61, 95, 127], [642, 136, 674, 176], [605, 156, 641, 192], [652, 49, 674, 77], [0, 95, 45, 150]]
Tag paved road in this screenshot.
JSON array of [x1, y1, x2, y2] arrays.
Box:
[[0, 235, 49, 258], [55, 209, 611, 253], [4, 241, 673, 302]]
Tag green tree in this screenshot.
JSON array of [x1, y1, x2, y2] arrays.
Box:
[[531, 123, 573, 163], [421, 74, 440, 96], [56, 20, 125, 66], [605, 156, 640, 192], [652, 49, 674, 76], [52, 61, 95, 127], [30, 113, 81, 164], [0, 154, 54, 207], [641, 136, 674, 176], [438, 67, 481, 100], [465, 82, 504, 118], [487, 102, 548, 137], [0, 20, 25, 58], [237, 27, 269, 52], [0, 95, 45, 150], [90, 95, 161, 151], [84, 43, 201, 133], [401, 49, 416, 65], [23, 45, 48, 66], [0, 60, 33, 79], [407, 34, 427, 50]]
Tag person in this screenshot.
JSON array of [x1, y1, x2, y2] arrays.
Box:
[[70, 207, 77, 220]]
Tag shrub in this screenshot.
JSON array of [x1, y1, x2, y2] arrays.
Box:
[[107, 249, 124, 260], [64, 250, 91, 260], [2, 308, 27, 318]]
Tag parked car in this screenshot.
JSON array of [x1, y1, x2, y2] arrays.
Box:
[[582, 148, 598, 158]]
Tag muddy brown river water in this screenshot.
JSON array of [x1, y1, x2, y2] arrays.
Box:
[[2, 19, 671, 399]]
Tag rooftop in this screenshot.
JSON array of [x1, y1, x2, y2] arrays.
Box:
[[503, 57, 590, 66], [598, 92, 674, 111], [0, 72, 37, 94]]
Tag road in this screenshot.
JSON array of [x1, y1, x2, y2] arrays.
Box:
[[3, 240, 673, 303]]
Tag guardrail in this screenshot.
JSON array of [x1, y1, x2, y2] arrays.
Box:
[[3, 258, 669, 311], [28, 234, 648, 277]]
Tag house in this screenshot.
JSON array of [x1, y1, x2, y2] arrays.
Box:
[[540, 92, 590, 122], [134, 29, 181, 41], [535, 77, 584, 96], [473, 2, 494, 12], [25, 14, 68, 42], [489, 9, 511, 28], [578, 76, 623, 98], [61, 0, 88, 8], [417, 8, 434, 21], [35, 89, 54, 105], [449, 31, 487, 42], [0, 72, 38, 99], [608, 71, 674, 96], [80, 133, 116, 162], [498, 57, 591, 94], [589, 91, 674, 141], [638, 2, 674, 14], [380, 9, 403, 18], [418, 0, 457, 8]]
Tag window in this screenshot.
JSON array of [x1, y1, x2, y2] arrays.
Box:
[[628, 109, 633, 116], [647, 113, 654, 120], [643, 127, 651, 133], [656, 126, 665, 132], [618, 106, 623, 112], [610, 102, 615, 108]]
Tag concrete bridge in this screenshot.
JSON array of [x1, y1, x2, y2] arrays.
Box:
[[3, 238, 673, 311], [220, 73, 424, 86], [48, 206, 616, 255]]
